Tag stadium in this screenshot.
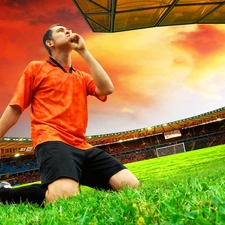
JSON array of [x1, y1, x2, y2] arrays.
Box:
[[1, 105, 225, 184], [1, 0, 225, 224]]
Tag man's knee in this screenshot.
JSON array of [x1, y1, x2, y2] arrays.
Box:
[[46, 178, 79, 203], [109, 169, 140, 190]]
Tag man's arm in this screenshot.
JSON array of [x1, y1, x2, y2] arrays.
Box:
[[69, 34, 114, 96], [0, 105, 22, 139]]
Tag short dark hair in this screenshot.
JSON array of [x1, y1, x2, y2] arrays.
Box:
[[43, 24, 62, 55]]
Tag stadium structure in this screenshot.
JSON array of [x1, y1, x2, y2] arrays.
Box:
[[1, 106, 225, 158], [72, 0, 225, 32]]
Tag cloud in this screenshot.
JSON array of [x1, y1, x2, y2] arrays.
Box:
[[81, 27, 184, 111], [171, 25, 225, 58], [169, 25, 225, 99], [172, 57, 191, 67], [121, 107, 133, 114], [0, 0, 89, 33]]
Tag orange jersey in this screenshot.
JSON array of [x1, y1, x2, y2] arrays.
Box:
[[9, 59, 106, 149]]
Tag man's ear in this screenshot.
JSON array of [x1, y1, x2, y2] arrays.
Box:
[[46, 40, 54, 48]]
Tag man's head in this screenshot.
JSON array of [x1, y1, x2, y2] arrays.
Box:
[[43, 24, 74, 56], [43, 24, 65, 55], [43, 24, 62, 55]]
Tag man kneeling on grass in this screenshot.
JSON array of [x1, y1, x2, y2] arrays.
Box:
[[0, 24, 139, 206]]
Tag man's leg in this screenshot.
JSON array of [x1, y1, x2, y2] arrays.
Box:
[[45, 178, 79, 203], [108, 169, 140, 190], [35, 142, 84, 203], [80, 147, 140, 191], [0, 182, 47, 206]]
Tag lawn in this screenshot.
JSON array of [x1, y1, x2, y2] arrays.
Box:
[[0, 145, 225, 225]]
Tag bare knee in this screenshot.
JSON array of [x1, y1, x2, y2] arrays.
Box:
[[46, 178, 79, 203], [109, 169, 140, 190]]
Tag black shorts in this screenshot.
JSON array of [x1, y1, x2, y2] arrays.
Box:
[[35, 141, 126, 190]]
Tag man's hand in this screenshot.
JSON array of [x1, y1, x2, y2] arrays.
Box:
[[68, 33, 86, 52]]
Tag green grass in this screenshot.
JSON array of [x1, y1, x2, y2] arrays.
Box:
[[0, 145, 225, 225]]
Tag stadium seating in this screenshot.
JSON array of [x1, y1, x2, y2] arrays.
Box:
[[1, 120, 225, 185]]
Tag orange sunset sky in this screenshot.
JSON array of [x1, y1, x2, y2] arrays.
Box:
[[1, 0, 225, 138]]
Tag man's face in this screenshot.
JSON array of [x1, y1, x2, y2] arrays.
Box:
[[50, 25, 72, 49]]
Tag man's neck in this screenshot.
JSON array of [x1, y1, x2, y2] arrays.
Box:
[[51, 52, 72, 67]]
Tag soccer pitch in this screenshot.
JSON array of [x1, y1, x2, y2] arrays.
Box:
[[1, 145, 225, 224]]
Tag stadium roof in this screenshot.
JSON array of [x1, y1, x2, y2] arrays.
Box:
[[72, 0, 225, 33], [1, 106, 225, 158]]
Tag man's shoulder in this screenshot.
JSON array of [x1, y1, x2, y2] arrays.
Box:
[[23, 60, 51, 79], [75, 69, 91, 78], [28, 60, 47, 67], [25, 60, 49, 74]]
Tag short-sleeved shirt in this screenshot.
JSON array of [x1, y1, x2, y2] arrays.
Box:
[[9, 59, 107, 149]]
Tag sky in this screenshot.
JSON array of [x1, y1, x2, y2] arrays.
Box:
[[1, 0, 225, 138]]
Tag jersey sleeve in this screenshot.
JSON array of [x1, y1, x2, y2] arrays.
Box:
[[9, 62, 37, 112], [85, 72, 107, 102]]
